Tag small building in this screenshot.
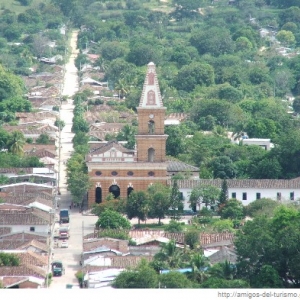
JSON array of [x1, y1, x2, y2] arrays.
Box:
[[242, 138, 272, 150]]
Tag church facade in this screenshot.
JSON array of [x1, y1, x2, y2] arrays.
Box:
[[86, 62, 169, 207]]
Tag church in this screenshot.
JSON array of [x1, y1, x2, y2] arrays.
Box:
[[86, 62, 198, 207]]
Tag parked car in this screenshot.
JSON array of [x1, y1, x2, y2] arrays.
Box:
[[61, 240, 68, 248]]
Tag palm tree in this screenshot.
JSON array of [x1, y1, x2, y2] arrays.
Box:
[[7, 131, 25, 156], [154, 240, 185, 269], [208, 260, 237, 280], [115, 78, 129, 99], [188, 251, 210, 284]]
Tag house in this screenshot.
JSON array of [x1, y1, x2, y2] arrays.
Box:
[[84, 268, 124, 289], [1, 275, 45, 288], [176, 178, 300, 209], [0, 204, 53, 234]]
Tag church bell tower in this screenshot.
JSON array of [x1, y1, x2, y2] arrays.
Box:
[[135, 62, 168, 162]]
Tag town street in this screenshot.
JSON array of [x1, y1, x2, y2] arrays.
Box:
[[50, 30, 98, 289]]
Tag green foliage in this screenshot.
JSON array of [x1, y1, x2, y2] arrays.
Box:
[[212, 219, 235, 233], [92, 199, 126, 217], [184, 229, 200, 249], [245, 198, 280, 218], [189, 184, 220, 210], [97, 229, 130, 240], [0, 253, 20, 266], [126, 190, 149, 224], [168, 180, 184, 219], [220, 199, 245, 221], [173, 62, 214, 91], [235, 205, 300, 287], [165, 220, 184, 232], [148, 183, 171, 224], [112, 260, 158, 288], [95, 209, 131, 230], [159, 272, 194, 288], [36, 133, 51, 144]]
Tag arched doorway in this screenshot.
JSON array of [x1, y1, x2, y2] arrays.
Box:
[[109, 185, 120, 198], [148, 148, 155, 162], [95, 187, 102, 204], [127, 187, 134, 197]]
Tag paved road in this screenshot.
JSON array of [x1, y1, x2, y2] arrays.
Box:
[[50, 30, 98, 289]]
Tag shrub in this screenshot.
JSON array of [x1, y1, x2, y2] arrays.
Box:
[[165, 220, 183, 232]]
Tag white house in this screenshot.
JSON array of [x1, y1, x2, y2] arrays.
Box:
[[176, 178, 300, 210]]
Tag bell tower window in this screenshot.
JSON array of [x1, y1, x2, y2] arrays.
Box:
[[148, 148, 155, 162], [148, 120, 155, 134]]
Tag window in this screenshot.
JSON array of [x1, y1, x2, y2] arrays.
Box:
[[256, 193, 261, 200], [30, 227, 35, 232], [111, 171, 118, 176], [277, 192, 281, 201], [148, 120, 155, 134], [127, 171, 134, 176], [290, 192, 294, 201], [148, 148, 155, 162], [95, 171, 102, 176], [232, 192, 236, 199], [242, 193, 247, 200], [179, 192, 184, 200], [148, 171, 155, 177]]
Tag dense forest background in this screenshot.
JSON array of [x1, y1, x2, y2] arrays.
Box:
[[2, 0, 300, 179]]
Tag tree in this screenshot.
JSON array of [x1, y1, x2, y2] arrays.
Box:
[[173, 62, 214, 92], [184, 229, 200, 250], [245, 198, 280, 218], [92, 199, 126, 216], [126, 190, 149, 224], [100, 41, 127, 61], [190, 184, 220, 211], [0, 253, 20, 266], [112, 259, 158, 288], [165, 126, 186, 157], [159, 272, 195, 288], [148, 183, 170, 224], [209, 156, 237, 179], [165, 220, 183, 232], [7, 131, 25, 156], [212, 219, 235, 233], [277, 30, 296, 46], [153, 240, 187, 270], [36, 133, 51, 144], [190, 27, 235, 57], [219, 179, 229, 208], [168, 180, 183, 220], [188, 252, 210, 284], [95, 209, 131, 230], [220, 199, 245, 221], [116, 124, 136, 149]]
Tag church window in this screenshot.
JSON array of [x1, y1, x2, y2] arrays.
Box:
[[148, 171, 155, 177], [148, 148, 155, 162], [111, 171, 118, 176], [127, 171, 134, 176], [146, 90, 156, 105], [148, 120, 155, 134], [95, 187, 102, 203], [95, 171, 102, 176]]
